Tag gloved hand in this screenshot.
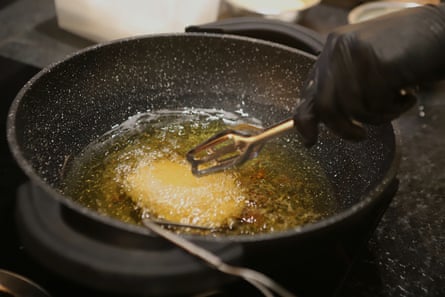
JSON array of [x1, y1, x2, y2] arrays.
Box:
[[294, 4, 445, 147]]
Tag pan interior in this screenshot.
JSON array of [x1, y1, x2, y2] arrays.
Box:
[[61, 107, 338, 235], [9, 34, 397, 236]]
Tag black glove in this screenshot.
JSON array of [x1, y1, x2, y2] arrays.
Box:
[[294, 4, 445, 147]]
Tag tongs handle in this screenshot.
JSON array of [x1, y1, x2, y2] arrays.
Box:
[[142, 219, 297, 297], [247, 118, 295, 145]]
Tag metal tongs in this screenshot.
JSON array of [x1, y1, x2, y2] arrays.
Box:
[[187, 118, 295, 176], [142, 218, 297, 297]]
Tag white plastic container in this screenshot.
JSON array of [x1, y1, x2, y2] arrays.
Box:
[[54, 0, 221, 42], [226, 0, 320, 21]]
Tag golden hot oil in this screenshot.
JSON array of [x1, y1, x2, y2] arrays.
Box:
[[62, 110, 338, 235]]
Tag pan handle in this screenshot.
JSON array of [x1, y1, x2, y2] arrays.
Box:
[[186, 17, 324, 55]]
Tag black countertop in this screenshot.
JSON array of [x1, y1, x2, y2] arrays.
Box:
[[0, 1, 443, 296]]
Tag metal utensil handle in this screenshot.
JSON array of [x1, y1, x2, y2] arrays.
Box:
[[142, 219, 297, 297], [248, 118, 295, 145]]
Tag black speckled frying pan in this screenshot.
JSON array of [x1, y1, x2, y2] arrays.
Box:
[[6, 19, 400, 296]]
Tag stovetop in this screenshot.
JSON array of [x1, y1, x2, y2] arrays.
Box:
[[0, 41, 392, 297]]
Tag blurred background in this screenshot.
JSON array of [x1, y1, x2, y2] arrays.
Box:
[[0, 0, 441, 67]]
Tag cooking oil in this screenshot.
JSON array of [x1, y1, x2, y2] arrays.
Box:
[[62, 108, 337, 235]]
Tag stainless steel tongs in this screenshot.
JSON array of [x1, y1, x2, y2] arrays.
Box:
[[142, 218, 297, 297], [186, 118, 295, 176]]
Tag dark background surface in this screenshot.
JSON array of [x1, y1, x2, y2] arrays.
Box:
[[0, 1, 443, 296]]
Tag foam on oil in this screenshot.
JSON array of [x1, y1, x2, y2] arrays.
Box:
[[62, 108, 337, 235]]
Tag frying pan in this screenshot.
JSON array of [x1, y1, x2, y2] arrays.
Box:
[[7, 19, 399, 296]]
